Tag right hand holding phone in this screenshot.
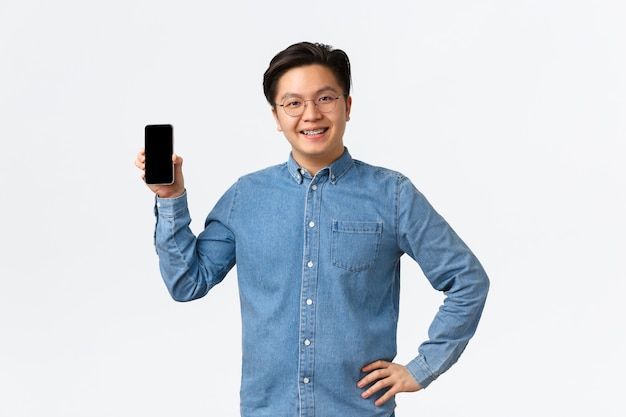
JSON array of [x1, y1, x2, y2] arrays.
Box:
[[135, 149, 186, 198]]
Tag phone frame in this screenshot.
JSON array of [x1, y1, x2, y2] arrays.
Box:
[[144, 124, 174, 185]]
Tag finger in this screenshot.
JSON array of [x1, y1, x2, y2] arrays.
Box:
[[374, 387, 398, 407], [361, 373, 401, 405], [173, 155, 184, 177], [357, 367, 390, 389], [361, 373, 394, 398], [136, 150, 146, 168], [173, 154, 184, 170], [361, 359, 389, 373]]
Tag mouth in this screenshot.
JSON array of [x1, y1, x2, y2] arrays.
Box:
[[301, 128, 328, 136]]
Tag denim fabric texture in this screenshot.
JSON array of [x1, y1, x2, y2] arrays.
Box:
[[153, 149, 489, 417]]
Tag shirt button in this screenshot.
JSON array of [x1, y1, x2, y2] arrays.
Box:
[[304, 339, 311, 346], [303, 377, 310, 384], [306, 299, 313, 305], [307, 261, 313, 268], [309, 221, 315, 228], [311, 184, 317, 191]]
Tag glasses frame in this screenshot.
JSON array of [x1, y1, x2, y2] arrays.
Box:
[[276, 92, 347, 117]]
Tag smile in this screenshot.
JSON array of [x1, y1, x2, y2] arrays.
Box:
[[301, 128, 328, 135]]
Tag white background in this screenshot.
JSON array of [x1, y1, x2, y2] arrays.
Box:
[[1, 1, 624, 415]]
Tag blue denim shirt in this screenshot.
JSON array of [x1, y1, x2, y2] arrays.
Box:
[[153, 149, 489, 417]]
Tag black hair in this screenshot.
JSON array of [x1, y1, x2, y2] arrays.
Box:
[[263, 42, 351, 107]]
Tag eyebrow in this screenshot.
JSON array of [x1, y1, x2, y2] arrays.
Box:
[[280, 85, 339, 101]]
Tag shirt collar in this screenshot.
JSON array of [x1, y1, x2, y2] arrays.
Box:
[[287, 147, 353, 185]]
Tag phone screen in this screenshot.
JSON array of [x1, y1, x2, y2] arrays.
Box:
[[144, 124, 174, 185]]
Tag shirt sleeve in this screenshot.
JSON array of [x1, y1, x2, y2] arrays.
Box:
[[396, 177, 490, 388], [153, 188, 237, 302]]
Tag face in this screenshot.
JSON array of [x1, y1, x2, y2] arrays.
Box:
[[271, 64, 352, 175]]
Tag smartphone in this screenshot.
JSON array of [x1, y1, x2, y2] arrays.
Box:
[[144, 124, 174, 185]]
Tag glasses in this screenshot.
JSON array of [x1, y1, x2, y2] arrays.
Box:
[[277, 92, 346, 117]]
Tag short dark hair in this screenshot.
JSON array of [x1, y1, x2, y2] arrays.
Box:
[[263, 42, 352, 107]]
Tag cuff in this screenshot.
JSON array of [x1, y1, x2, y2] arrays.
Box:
[[405, 355, 439, 389], [154, 190, 188, 216]]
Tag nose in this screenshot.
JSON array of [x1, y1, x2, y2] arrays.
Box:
[[302, 99, 322, 119]]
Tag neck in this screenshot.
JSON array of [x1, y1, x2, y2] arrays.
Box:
[[292, 147, 345, 177]]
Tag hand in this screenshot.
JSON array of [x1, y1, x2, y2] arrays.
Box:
[[357, 360, 422, 406], [135, 148, 186, 198]]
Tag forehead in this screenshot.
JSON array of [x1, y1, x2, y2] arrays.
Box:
[[276, 64, 341, 99]]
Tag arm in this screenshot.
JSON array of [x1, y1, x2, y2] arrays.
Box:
[[135, 149, 236, 301], [359, 177, 489, 404], [399, 177, 490, 387]]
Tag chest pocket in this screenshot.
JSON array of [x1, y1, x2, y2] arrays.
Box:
[[331, 221, 382, 272]]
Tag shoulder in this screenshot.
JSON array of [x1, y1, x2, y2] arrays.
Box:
[[236, 162, 288, 183], [350, 158, 409, 183], [347, 159, 428, 205]]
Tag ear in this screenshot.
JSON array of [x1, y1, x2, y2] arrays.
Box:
[[271, 107, 283, 132], [345, 95, 352, 122]]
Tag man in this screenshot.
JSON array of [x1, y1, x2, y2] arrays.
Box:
[[135, 41, 489, 417]]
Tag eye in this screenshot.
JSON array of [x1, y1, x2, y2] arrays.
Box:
[[317, 95, 335, 103], [284, 98, 303, 108]]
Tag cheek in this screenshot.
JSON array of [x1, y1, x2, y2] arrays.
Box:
[[275, 117, 299, 134], [271, 110, 283, 132]]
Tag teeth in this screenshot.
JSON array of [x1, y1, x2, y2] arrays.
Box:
[[303, 129, 326, 135]]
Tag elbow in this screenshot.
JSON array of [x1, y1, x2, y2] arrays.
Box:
[[478, 269, 490, 299], [467, 265, 490, 308], [170, 292, 195, 303], [163, 273, 209, 302], [169, 289, 206, 303]]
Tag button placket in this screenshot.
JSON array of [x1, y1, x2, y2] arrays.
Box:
[[298, 175, 326, 415]]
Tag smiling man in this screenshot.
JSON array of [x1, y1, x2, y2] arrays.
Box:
[[136, 42, 489, 417]]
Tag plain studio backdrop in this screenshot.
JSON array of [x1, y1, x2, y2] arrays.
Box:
[[1, 1, 624, 416]]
